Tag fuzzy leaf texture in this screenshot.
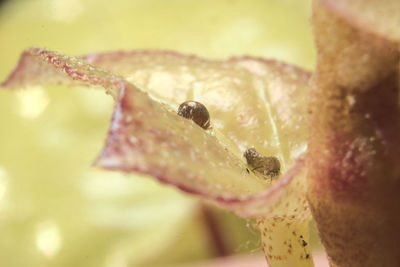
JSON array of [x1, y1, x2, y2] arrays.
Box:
[[319, 0, 400, 42], [308, 1, 400, 266], [2, 48, 313, 267]]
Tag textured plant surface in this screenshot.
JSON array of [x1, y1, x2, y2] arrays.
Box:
[[308, 0, 400, 266], [1, 0, 399, 267], [0, 1, 314, 267], [2, 47, 312, 267]]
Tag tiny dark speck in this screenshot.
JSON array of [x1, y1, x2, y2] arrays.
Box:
[[302, 240, 308, 247]]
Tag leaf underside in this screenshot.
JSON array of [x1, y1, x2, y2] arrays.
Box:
[[2, 47, 311, 218], [2, 47, 314, 266]]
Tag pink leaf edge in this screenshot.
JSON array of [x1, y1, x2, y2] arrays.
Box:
[[1, 47, 309, 218]]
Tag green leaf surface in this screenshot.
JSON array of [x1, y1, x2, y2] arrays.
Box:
[[2, 47, 313, 266]]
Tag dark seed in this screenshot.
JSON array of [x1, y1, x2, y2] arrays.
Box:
[[302, 240, 308, 247], [244, 148, 280, 179], [177, 100, 210, 129]]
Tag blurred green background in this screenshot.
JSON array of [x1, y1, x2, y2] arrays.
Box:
[[0, 0, 314, 266]]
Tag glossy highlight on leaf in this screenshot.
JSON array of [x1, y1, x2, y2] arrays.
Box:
[[1, 48, 313, 266]]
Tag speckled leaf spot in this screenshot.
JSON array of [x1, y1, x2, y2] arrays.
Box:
[[1, 48, 312, 267], [256, 165, 312, 267], [257, 218, 312, 267]]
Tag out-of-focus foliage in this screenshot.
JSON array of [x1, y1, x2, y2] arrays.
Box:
[[0, 0, 314, 266]]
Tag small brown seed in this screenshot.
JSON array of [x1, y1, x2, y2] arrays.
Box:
[[244, 148, 280, 179], [177, 100, 210, 129]]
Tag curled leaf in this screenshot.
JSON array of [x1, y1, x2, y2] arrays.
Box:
[[2, 48, 313, 266], [2, 47, 311, 217], [83, 50, 311, 217]]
